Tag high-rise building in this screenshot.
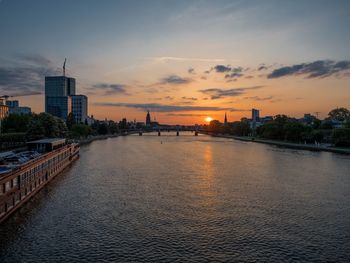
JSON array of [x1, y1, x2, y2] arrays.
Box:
[[45, 76, 76, 119], [146, 110, 151, 126], [45, 76, 76, 97], [252, 108, 260, 122], [46, 96, 72, 119], [72, 95, 88, 123]]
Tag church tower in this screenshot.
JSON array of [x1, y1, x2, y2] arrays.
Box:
[[224, 112, 228, 125], [146, 110, 151, 126]]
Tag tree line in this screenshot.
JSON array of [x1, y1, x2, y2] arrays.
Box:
[[0, 112, 126, 146], [205, 107, 350, 147]]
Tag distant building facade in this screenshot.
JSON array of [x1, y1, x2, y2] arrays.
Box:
[[0, 99, 9, 132], [71, 95, 88, 123], [5, 100, 19, 108], [6, 100, 31, 115]]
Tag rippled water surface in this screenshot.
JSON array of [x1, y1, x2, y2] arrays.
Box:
[[1, 133, 350, 262]]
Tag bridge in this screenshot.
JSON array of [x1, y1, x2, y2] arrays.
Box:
[[119, 126, 204, 136]]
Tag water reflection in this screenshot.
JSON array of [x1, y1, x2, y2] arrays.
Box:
[[1, 133, 350, 262]]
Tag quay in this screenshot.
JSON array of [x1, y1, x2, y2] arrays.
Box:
[[0, 138, 80, 223], [206, 133, 350, 155]]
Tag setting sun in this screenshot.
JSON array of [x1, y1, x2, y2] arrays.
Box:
[[205, 116, 213, 123]]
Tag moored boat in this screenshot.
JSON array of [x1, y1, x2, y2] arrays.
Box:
[[0, 138, 79, 223]]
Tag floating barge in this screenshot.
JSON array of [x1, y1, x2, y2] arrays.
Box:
[[0, 138, 79, 223]]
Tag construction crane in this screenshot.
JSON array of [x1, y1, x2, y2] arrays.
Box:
[[63, 58, 67, 76], [0, 95, 14, 101]]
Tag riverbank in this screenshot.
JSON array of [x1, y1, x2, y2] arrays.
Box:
[[75, 131, 140, 146], [209, 134, 350, 154], [76, 134, 119, 146]]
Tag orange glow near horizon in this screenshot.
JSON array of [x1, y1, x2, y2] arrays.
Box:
[[205, 116, 213, 123]]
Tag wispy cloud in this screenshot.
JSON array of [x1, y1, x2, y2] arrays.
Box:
[[267, 60, 350, 79], [181, 96, 198, 101], [166, 113, 207, 117], [92, 83, 129, 96], [198, 86, 264, 99], [244, 95, 273, 101], [145, 56, 225, 63], [160, 75, 193, 85], [94, 102, 240, 112], [188, 67, 195, 74]]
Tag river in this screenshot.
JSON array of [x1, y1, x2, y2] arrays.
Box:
[[1, 132, 350, 262]]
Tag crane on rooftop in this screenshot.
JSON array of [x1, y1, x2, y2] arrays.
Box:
[[63, 58, 67, 76]]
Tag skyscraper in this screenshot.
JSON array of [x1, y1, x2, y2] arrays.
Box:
[[45, 76, 76, 119], [252, 108, 260, 122], [72, 95, 88, 123], [251, 108, 260, 130], [146, 110, 151, 126]]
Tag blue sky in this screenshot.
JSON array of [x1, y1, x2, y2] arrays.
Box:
[[0, 0, 350, 123]]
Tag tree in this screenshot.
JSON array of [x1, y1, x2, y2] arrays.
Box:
[[332, 128, 350, 147], [231, 121, 251, 136], [108, 121, 119, 134], [328, 107, 350, 122], [26, 113, 68, 140], [70, 124, 92, 138], [1, 113, 32, 133], [66, 112, 76, 130], [97, 122, 108, 135], [257, 122, 282, 140], [312, 119, 322, 129], [284, 122, 309, 142], [208, 120, 223, 133]]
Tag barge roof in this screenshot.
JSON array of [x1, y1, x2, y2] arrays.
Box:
[[27, 138, 66, 145]]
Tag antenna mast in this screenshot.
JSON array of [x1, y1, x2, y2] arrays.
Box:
[[63, 58, 67, 76]]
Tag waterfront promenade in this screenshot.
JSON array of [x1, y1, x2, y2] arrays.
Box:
[[207, 134, 350, 155]]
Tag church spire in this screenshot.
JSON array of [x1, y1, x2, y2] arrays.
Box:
[[146, 110, 151, 126], [224, 112, 228, 125]]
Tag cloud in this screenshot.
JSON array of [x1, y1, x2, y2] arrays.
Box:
[[166, 113, 207, 117], [214, 65, 232, 72], [160, 75, 193, 85], [94, 102, 237, 112], [0, 54, 60, 95], [198, 86, 264, 99], [267, 60, 350, 79], [188, 67, 195, 74], [181, 96, 198, 101], [92, 83, 129, 95], [244, 96, 273, 101], [145, 57, 225, 63], [258, 65, 267, 71]]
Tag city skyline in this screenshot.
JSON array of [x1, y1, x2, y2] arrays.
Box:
[[0, 0, 350, 124]]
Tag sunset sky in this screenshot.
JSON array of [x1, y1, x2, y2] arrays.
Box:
[[0, 0, 349, 124]]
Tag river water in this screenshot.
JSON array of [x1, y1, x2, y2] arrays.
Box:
[[1, 132, 350, 262]]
